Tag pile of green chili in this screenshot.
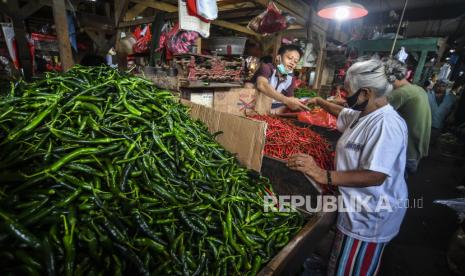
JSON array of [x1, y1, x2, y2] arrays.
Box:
[[0, 66, 303, 275]]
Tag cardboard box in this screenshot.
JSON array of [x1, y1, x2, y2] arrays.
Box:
[[190, 92, 214, 108], [181, 99, 267, 172], [180, 87, 272, 116], [213, 88, 272, 116]]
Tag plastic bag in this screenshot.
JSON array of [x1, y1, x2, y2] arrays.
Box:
[[247, 2, 288, 35], [434, 198, 465, 221], [157, 23, 199, 57], [297, 108, 337, 129], [166, 23, 199, 54], [186, 0, 210, 23], [196, 0, 218, 20], [133, 25, 152, 53]]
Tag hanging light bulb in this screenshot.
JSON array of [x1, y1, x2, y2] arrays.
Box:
[[334, 6, 350, 20], [318, 0, 368, 20]]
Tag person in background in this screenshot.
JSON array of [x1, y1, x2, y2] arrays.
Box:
[[451, 82, 463, 96], [385, 58, 431, 175], [454, 86, 465, 127], [288, 58, 408, 276], [423, 73, 437, 91], [428, 80, 456, 144], [250, 44, 308, 112]]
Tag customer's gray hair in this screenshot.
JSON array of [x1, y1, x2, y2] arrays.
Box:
[[345, 57, 395, 97]]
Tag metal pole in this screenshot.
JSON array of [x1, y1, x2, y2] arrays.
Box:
[[390, 0, 409, 57]]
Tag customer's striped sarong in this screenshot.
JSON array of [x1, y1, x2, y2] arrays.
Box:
[[327, 230, 387, 276]]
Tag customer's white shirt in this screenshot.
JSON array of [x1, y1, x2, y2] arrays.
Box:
[[335, 105, 408, 243]]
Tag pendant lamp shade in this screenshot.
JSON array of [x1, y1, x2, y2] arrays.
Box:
[[317, 1, 368, 20]]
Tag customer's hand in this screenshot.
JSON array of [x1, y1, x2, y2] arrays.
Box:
[[287, 153, 326, 184], [284, 97, 310, 111]]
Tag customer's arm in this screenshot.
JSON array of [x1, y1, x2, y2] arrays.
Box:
[[307, 97, 344, 117], [287, 153, 386, 187]]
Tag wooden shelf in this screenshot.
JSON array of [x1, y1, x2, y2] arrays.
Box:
[[180, 80, 243, 89]]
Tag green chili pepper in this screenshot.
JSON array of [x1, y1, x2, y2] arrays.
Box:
[[0, 209, 41, 248]]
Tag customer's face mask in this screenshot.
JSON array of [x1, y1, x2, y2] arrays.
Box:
[[346, 89, 369, 111]]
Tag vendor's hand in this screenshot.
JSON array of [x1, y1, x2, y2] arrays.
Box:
[[306, 97, 322, 106], [284, 97, 310, 111], [287, 153, 327, 184]]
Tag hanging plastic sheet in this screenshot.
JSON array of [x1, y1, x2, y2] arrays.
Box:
[[247, 2, 290, 35], [179, 0, 210, 38], [1, 23, 18, 68]]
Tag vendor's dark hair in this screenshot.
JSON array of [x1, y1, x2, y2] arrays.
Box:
[[278, 44, 303, 58]]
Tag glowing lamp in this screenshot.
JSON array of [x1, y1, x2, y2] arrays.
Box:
[[318, 1, 368, 20]]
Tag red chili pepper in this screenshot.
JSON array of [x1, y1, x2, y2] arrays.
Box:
[[250, 115, 335, 170]]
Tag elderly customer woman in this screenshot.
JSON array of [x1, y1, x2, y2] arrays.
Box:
[[287, 58, 408, 275]]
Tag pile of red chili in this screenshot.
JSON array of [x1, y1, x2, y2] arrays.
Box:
[[250, 115, 335, 170]]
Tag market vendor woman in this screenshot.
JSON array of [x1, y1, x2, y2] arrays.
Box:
[[250, 44, 308, 112], [287, 58, 408, 276]]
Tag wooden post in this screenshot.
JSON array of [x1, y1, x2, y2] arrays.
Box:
[[5, 0, 34, 80], [272, 33, 282, 60], [52, 0, 74, 71], [195, 37, 202, 54], [312, 31, 326, 90], [114, 0, 129, 69], [413, 50, 427, 84], [104, 2, 111, 17]]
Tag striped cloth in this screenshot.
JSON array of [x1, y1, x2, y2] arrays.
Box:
[[327, 230, 387, 276]]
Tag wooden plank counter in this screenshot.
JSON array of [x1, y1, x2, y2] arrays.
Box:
[[258, 156, 337, 275]]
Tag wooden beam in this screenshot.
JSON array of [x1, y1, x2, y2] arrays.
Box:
[[114, 0, 129, 69], [19, 0, 44, 19], [162, 7, 260, 21], [119, 16, 155, 28], [125, 3, 147, 21], [0, 2, 15, 18], [272, 33, 282, 59], [105, 2, 111, 17], [252, 0, 307, 26], [39, 0, 73, 12], [218, 8, 261, 20], [84, 30, 112, 55], [287, 24, 304, 30], [312, 30, 326, 90], [131, 0, 259, 36], [78, 12, 114, 32], [114, 0, 129, 27], [212, 20, 258, 36], [131, 0, 177, 12], [217, 2, 257, 11], [52, 0, 74, 70]]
